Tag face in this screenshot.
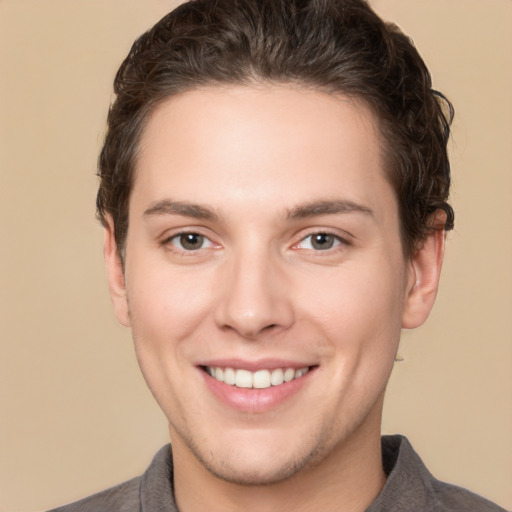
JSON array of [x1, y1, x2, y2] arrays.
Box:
[[106, 86, 441, 485]]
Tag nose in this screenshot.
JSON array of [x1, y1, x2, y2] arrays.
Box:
[[214, 248, 295, 340]]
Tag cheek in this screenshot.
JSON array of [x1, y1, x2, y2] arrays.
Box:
[[125, 259, 214, 353], [123, 263, 215, 415], [298, 259, 406, 353]]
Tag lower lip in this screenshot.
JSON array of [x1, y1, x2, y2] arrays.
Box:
[[200, 368, 313, 413]]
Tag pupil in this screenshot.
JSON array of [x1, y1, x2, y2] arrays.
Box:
[[312, 233, 333, 250], [180, 233, 203, 250]]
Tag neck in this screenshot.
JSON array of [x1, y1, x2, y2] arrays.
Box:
[[172, 407, 386, 512]]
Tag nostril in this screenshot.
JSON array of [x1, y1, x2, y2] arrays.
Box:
[[261, 323, 278, 334], [213, 280, 295, 338]]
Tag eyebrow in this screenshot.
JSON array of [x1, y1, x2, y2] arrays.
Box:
[[143, 199, 218, 220], [143, 198, 373, 222], [287, 199, 374, 219]]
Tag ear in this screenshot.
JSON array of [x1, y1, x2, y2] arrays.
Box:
[[103, 216, 130, 327], [401, 214, 447, 329]]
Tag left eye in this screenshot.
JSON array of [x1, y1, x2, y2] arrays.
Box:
[[297, 233, 342, 251], [169, 233, 214, 251]]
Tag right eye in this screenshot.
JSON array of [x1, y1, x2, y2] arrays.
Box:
[[167, 232, 215, 251]]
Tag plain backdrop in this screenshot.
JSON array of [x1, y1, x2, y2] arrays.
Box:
[[1, 1, 511, 510]]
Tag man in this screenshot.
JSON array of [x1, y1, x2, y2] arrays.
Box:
[[50, 0, 506, 510]]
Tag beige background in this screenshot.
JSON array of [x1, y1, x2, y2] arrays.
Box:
[[1, 0, 511, 510]]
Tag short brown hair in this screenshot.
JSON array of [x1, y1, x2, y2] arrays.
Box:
[[97, 0, 454, 258]]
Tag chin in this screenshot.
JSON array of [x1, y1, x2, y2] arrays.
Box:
[[196, 450, 315, 486], [175, 422, 332, 486]]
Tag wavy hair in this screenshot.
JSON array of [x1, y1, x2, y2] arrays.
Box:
[[97, 0, 454, 258]]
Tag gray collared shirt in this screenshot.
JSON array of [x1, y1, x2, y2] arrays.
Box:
[[49, 435, 507, 512]]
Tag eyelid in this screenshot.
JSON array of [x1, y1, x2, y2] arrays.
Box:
[[172, 233, 213, 250], [161, 229, 220, 252], [292, 229, 351, 251]]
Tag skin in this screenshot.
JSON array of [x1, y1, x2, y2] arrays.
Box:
[[104, 86, 445, 512]]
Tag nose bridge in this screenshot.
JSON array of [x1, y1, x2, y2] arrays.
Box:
[[215, 241, 294, 339]]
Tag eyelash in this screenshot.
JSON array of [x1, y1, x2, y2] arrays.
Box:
[[162, 231, 217, 252], [162, 230, 349, 254], [294, 231, 349, 252]]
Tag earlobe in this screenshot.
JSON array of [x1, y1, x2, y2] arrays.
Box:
[[103, 217, 131, 327], [401, 220, 446, 329]]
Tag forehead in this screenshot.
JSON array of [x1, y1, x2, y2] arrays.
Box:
[[132, 85, 395, 223]]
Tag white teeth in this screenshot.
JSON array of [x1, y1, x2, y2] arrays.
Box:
[[206, 366, 310, 388], [223, 367, 236, 385], [283, 368, 295, 382], [235, 369, 253, 388], [295, 367, 308, 378], [270, 368, 284, 386], [253, 370, 271, 389]]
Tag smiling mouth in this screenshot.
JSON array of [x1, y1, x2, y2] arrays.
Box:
[[202, 366, 314, 389]]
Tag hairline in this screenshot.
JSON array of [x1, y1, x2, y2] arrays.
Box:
[[116, 80, 413, 255]]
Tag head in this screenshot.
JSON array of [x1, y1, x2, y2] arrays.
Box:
[[97, 0, 454, 261], [100, 0, 454, 496]]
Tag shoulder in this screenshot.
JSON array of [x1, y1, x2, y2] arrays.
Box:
[[430, 478, 508, 512], [47, 444, 175, 512], [370, 435, 508, 512], [47, 477, 140, 512]]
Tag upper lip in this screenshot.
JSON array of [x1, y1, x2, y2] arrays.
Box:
[[197, 358, 317, 372]]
